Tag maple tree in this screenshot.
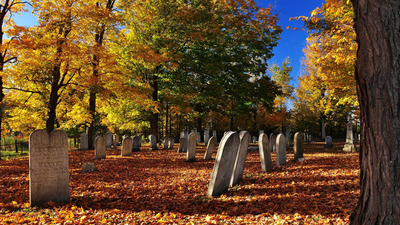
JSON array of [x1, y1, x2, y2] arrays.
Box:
[[350, 0, 400, 223]]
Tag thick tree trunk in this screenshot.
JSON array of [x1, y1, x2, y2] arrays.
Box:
[[350, 0, 400, 224], [87, 91, 96, 149]]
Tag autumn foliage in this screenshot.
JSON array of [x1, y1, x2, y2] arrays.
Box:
[[0, 142, 358, 224]]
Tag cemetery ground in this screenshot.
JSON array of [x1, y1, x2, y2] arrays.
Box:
[[0, 141, 359, 224]]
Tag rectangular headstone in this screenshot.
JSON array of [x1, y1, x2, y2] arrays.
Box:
[[95, 136, 106, 159], [276, 134, 287, 166], [29, 130, 70, 207], [187, 133, 197, 162], [294, 132, 304, 160], [80, 133, 88, 150], [121, 137, 133, 156], [105, 132, 112, 148], [149, 134, 158, 150]]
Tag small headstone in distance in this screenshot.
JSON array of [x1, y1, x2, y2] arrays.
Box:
[[324, 136, 333, 148], [121, 137, 133, 156], [95, 136, 106, 160], [204, 136, 217, 160], [82, 162, 98, 173]]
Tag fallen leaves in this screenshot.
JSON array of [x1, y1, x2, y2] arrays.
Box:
[[0, 141, 359, 224]]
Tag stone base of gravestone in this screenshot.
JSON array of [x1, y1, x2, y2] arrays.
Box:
[[82, 162, 98, 173], [343, 143, 356, 152]]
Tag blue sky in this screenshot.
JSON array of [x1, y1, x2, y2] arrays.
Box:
[[12, 0, 325, 88]]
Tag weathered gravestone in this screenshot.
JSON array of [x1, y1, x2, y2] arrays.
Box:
[[324, 135, 333, 148], [204, 129, 210, 145], [92, 134, 101, 149], [121, 137, 133, 156], [177, 138, 185, 153], [113, 134, 120, 149], [276, 134, 287, 166], [168, 138, 174, 149], [204, 136, 217, 160], [259, 133, 273, 172], [294, 132, 304, 161], [163, 137, 170, 149], [212, 130, 217, 141], [206, 132, 240, 196], [132, 136, 140, 151], [230, 131, 250, 186], [95, 136, 106, 160], [29, 130, 70, 207], [187, 133, 197, 162], [82, 162, 97, 173], [343, 116, 356, 152], [149, 134, 158, 150], [105, 132, 112, 148], [80, 133, 88, 150], [269, 133, 276, 152]]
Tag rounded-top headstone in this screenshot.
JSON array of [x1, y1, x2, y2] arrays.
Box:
[[187, 132, 197, 162], [230, 131, 250, 186], [258, 133, 272, 172], [276, 134, 286, 166], [204, 136, 217, 160], [294, 132, 304, 160]]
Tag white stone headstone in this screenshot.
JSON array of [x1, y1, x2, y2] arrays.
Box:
[[149, 134, 158, 150], [163, 137, 170, 149], [187, 133, 197, 162], [343, 119, 356, 152], [95, 136, 106, 160], [230, 131, 250, 186], [168, 138, 174, 149], [259, 133, 272, 172], [80, 133, 88, 150], [121, 137, 133, 156], [29, 130, 70, 207], [177, 138, 185, 153], [207, 132, 240, 196], [204, 136, 217, 160], [276, 134, 286, 166]]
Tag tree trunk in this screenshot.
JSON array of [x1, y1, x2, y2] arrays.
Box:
[[350, 0, 400, 224], [150, 74, 159, 141]]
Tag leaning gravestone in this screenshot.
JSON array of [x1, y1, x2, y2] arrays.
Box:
[[95, 136, 106, 159], [207, 132, 240, 196], [269, 133, 276, 152], [177, 138, 185, 153], [29, 130, 70, 207], [204, 136, 217, 160], [276, 134, 287, 166], [121, 137, 133, 157], [105, 132, 112, 148], [230, 131, 250, 186], [324, 136, 333, 148], [80, 133, 88, 150], [149, 134, 158, 150], [259, 133, 273, 172], [163, 137, 170, 149], [294, 132, 304, 160], [187, 133, 197, 162], [168, 138, 174, 149]]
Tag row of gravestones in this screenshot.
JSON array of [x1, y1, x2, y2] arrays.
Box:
[[94, 135, 143, 159], [28, 129, 305, 206], [206, 131, 305, 196]]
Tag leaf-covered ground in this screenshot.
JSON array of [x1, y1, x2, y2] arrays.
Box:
[[0, 141, 359, 224]]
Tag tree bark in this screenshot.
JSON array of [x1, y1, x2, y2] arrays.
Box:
[[350, 0, 400, 224]]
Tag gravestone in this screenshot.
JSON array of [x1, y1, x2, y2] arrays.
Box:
[[149, 134, 158, 150], [29, 130, 70, 207], [276, 134, 286, 166], [177, 138, 185, 153], [163, 137, 170, 149], [286, 126, 291, 146], [80, 133, 88, 150], [324, 136, 333, 148], [121, 137, 133, 156], [82, 162, 97, 173], [259, 133, 272, 172], [180, 131, 189, 152], [132, 136, 141, 151], [230, 131, 250, 186], [168, 138, 174, 149], [269, 133, 276, 152], [187, 133, 197, 162], [92, 134, 101, 149], [321, 119, 326, 141], [113, 134, 120, 149], [212, 130, 217, 141], [293, 132, 304, 160], [207, 132, 240, 196], [204, 136, 217, 160], [105, 132, 112, 148], [95, 136, 106, 160], [204, 129, 210, 145], [343, 115, 356, 152]]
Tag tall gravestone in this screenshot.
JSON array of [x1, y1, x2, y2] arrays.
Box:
[[105, 132, 112, 148], [29, 130, 70, 206], [168, 138, 174, 149], [259, 133, 272, 172], [177, 138, 185, 153], [80, 133, 88, 150], [343, 115, 356, 152], [324, 135, 333, 148], [149, 134, 158, 150], [95, 136, 106, 159], [132, 136, 140, 151], [204, 136, 217, 160], [293, 132, 304, 160], [121, 137, 133, 157], [187, 133, 197, 162], [269, 133, 276, 152], [207, 132, 240, 196], [321, 119, 326, 141], [276, 134, 287, 166], [230, 131, 250, 186]]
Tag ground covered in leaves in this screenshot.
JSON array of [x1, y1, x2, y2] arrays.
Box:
[[0, 141, 359, 224]]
